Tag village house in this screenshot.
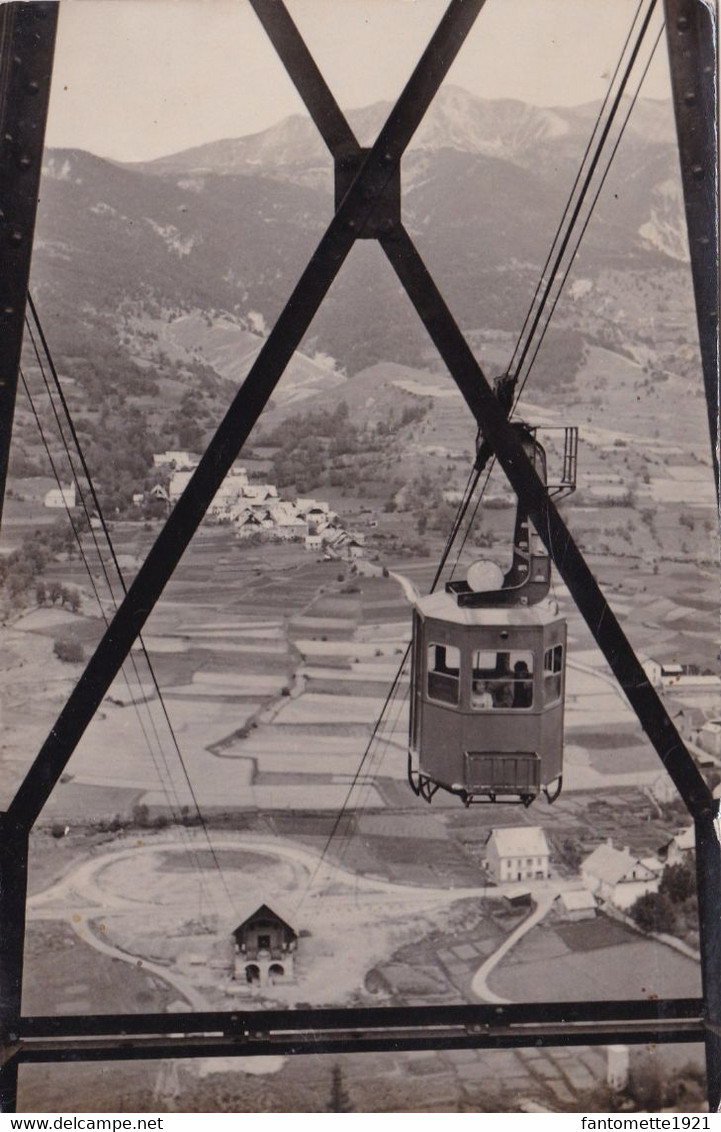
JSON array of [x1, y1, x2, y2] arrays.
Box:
[[234, 508, 266, 539], [698, 719, 721, 760], [642, 656, 721, 693], [296, 498, 338, 530], [649, 771, 678, 805], [661, 825, 695, 867], [170, 465, 251, 511], [267, 501, 308, 540], [162, 461, 346, 548], [208, 468, 251, 519], [152, 450, 198, 470], [44, 484, 76, 509], [168, 470, 194, 503], [580, 840, 660, 909], [232, 903, 298, 986], [241, 484, 278, 506], [485, 826, 551, 883]]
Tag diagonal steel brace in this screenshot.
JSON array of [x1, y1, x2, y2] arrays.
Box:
[[252, 0, 714, 817], [7, 0, 489, 832]]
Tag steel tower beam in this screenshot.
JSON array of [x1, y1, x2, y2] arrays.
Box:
[[665, 1, 721, 1104], [665, 0, 719, 497], [0, 3, 57, 526], [0, 4, 58, 1112], [0, 0, 718, 1113]]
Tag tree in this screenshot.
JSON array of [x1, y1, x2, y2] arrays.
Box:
[[560, 837, 583, 870], [132, 803, 150, 829], [326, 1064, 353, 1113], [48, 581, 63, 606], [53, 638, 84, 664], [630, 891, 677, 934], [659, 862, 696, 904]]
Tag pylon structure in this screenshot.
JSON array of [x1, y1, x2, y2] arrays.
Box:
[[0, 0, 718, 1113]]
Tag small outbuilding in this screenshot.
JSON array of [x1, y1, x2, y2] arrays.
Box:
[[232, 903, 298, 986], [504, 885, 533, 908], [556, 889, 597, 921]]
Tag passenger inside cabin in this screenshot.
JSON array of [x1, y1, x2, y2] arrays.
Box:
[[512, 660, 533, 707], [491, 652, 514, 708], [471, 680, 493, 709], [491, 679, 514, 709], [471, 649, 534, 709]]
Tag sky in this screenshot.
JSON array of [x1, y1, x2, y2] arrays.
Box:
[[44, 0, 673, 162]]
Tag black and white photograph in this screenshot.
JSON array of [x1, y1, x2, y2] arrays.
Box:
[[0, 0, 718, 1114]]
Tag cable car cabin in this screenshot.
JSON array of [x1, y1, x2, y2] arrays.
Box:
[[409, 594, 565, 806], [408, 423, 573, 807]]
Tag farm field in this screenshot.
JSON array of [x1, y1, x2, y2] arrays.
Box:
[[4, 371, 718, 1111], [488, 916, 701, 1002]]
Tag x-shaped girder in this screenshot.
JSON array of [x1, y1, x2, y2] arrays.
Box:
[[1, 0, 720, 1113], [8, 0, 713, 832]]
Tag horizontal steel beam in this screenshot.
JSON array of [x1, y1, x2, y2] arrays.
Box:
[[19, 997, 705, 1039], [12, 1017, 706, 1065], [13, 998, 705, 1063]]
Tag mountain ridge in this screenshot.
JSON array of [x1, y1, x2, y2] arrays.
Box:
[[131, 85, 677, 184]]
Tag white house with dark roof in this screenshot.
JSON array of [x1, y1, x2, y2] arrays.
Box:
[[485, 826, 551, 883], [234, 508, 266, 538], [581, 840, 659, 909]]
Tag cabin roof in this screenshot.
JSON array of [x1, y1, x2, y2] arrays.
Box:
[[415, 592, 562, 627]]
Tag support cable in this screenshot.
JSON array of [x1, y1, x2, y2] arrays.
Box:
[[302, 0, 665, 886], [507, 0, 648, 377], [508, 0, 659, 389], [297, 454, 487, 903], [18, 368, 182, 826], [511, 22, 665, 415], [449, 9, 665, 585], [25, 299, 237, 914], [24, 324, 191, 824]]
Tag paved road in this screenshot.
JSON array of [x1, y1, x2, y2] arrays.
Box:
[[29, 831, 587, 1017], [27, 830, 506, 1011], [388, 571, 419, 605], [28, 830, 495, 920], [470, 885, 562, 1003]]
